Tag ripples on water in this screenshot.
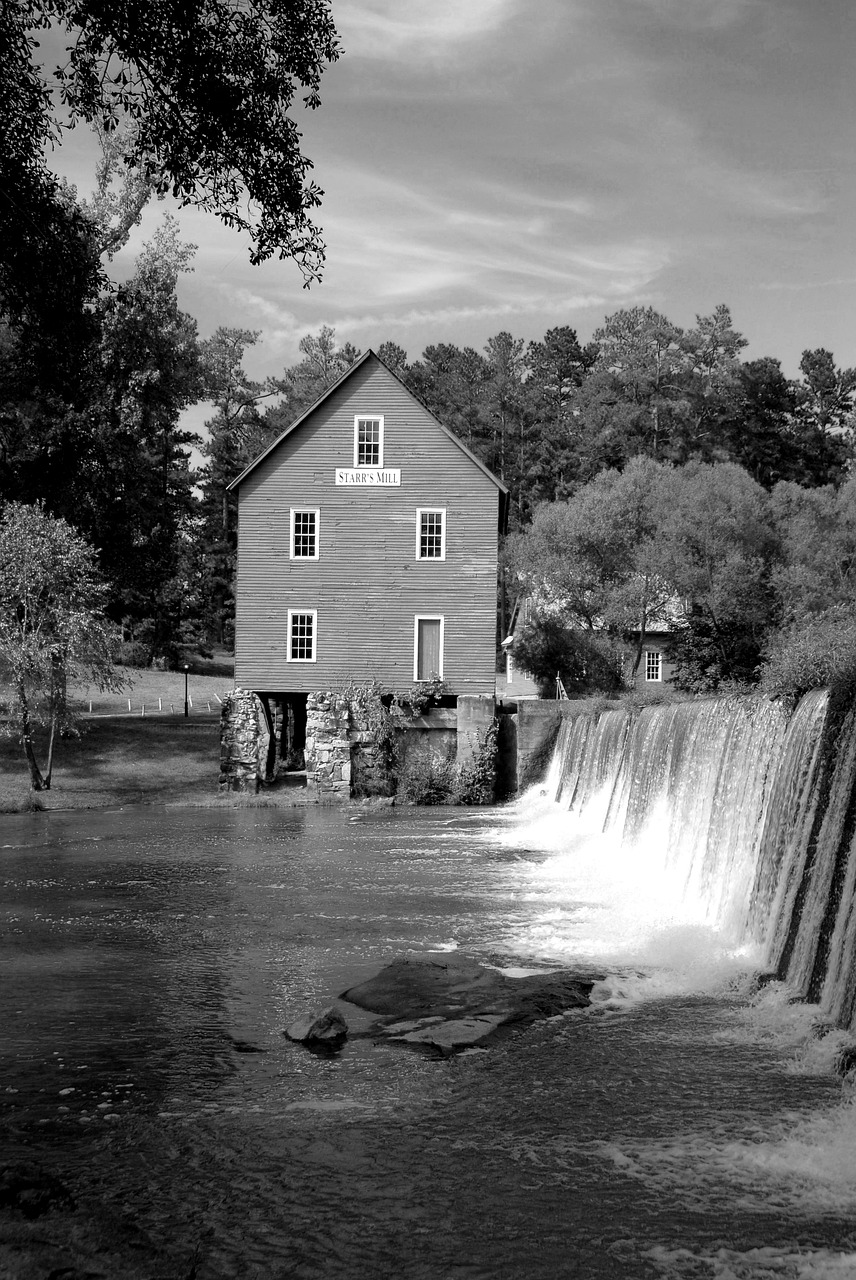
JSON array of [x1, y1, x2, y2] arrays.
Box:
[[2, 801, 856, 1279]]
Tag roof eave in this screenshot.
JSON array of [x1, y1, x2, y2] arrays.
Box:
[[226, 349, 374, 492]]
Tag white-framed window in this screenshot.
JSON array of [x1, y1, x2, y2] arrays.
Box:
[[416, 508, 445, 560], [287, 610, 317, 662], [290, 508, 319, 560], [354, 415, 384, 467], [414, 615, 444, 682], [645, 650, 662, 682]]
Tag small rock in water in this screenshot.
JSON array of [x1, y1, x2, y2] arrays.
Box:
[[285, 1006, 348, 1048]]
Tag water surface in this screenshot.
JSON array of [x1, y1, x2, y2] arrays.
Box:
[[2, 804, 856, 1279]]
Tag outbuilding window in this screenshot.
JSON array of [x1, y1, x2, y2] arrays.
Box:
[[645, 650, 662, 682], [416, 509, 445, 560], [288, 610, 317, 662], [290, 509, 319, 559], [354, 415, 383, 467]]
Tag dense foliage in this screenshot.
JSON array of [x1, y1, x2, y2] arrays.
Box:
[[508, 459, 856, 695], [2, 0, 339, 286]]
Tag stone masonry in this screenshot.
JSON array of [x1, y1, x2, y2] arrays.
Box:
[[304, 692, 351, 801], [219, 688, 271, 793]]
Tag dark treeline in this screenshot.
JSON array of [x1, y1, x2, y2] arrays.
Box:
[[2, 207, 854, 674]]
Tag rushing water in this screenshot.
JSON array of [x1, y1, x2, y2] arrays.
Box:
[[3, 795, 856, 1280]]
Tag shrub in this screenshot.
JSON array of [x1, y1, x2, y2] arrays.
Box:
[[396, 752, 457, 805], [115, 639, 150, 668], [666, 616, 763, 694], [453, 721, 498, 805], [396, 721, 499, 806], [760, 606, 856, 701], [512, 614, 623, 698]]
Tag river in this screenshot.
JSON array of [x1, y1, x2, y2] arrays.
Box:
[[2, 801, 856, 1279]]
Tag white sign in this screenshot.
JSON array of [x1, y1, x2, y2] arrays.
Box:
[[335, 468, 401, 486]]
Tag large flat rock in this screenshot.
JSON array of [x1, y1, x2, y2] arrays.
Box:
[[339, 955, 597, 1053]]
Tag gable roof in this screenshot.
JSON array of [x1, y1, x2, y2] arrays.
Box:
[[227, 349, 509, 519]]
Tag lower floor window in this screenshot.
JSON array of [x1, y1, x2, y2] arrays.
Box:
[[414, 615, 444, 681], [288, 609, 317, 662], [645, 649, 662, 682]]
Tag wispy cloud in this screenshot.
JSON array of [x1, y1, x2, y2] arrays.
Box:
[[336, 0, 519, 61], [759, 275, 856, 293], [631, 0, 761, 30]]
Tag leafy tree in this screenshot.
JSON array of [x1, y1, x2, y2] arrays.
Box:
[[769, 478, 856, 624], [573, 306, 689, 470], [505, 456, 672, 676], [404, 343, 490, 454], [797, 348, 856, 437], [520, 326, 595, 514], [658, 462, 778, 690], [678, 304, 746, 457], [196, 328, 275, 646], [0, 1, 102, 341], [571, 305, 748, 473], [722, 358, 803, 487], [89, 218, 204, 658], [483, 331, 526, 484], [263, 325, 361, 438], [376, 341, 409, 378], [790, 348, 855, 483], [5, 0, 340, 282], [78, 122, 157, 260], [0, 502, 123, 791]]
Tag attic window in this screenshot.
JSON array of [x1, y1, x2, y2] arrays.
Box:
[[354, 416, 383, 467]]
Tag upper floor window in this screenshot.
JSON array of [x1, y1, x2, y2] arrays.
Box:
[[354, 415, 384, 467], [417, 509, 445, 560], [645, 650, 662, 682], [287, 609, 317, 662], [290, 508, 319, 560]]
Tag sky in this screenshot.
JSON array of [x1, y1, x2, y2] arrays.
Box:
[[52, 0, 856, 397]]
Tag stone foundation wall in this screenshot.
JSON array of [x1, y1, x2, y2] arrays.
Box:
[[219, 688, 271, 793], [304, 692, 351, 801], [223, 687, 522, 802], [350, 711, 395, 797]]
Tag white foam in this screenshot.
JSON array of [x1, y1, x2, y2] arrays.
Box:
[[483, 797, 760, 1001], [646, 1244, 856, 1279]]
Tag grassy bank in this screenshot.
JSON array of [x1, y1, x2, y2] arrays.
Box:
[[71, 665, 236, 716], [0, 717, 229, 811]]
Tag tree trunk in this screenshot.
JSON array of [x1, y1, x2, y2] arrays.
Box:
[[630, 587, 650, 680], [18, 685, 47, 791], [44, 710, 58, 790]]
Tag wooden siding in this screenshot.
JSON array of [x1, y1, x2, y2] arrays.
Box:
[[234, 357, 501, 695], [624, 633, 677, 690]]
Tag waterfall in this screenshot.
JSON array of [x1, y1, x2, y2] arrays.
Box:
[[544, 689, 856, 1029]]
